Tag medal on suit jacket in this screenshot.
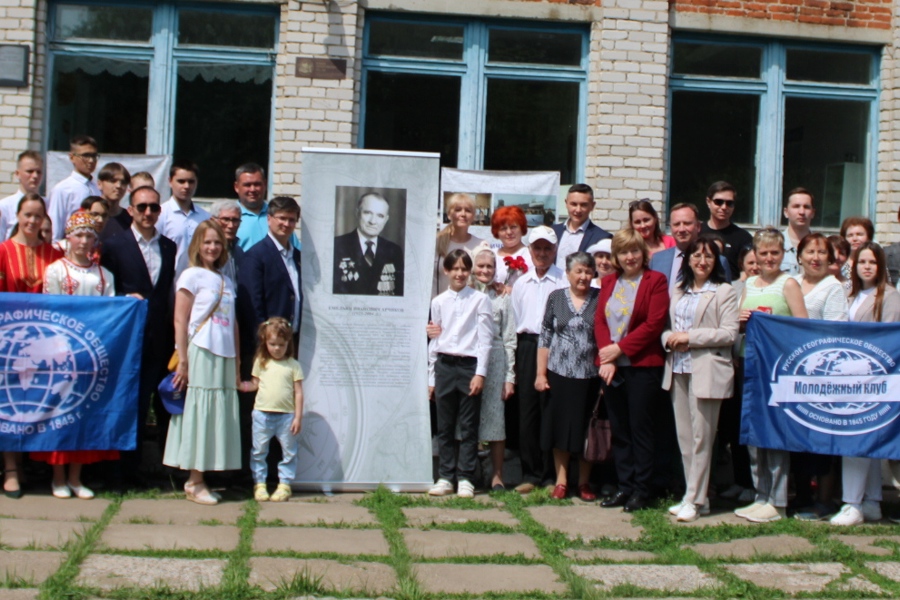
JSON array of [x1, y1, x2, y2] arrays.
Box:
[[377, 263, 396, 295], [338, 258, 359, 282]]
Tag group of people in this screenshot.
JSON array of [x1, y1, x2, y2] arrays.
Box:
[[0, 137, 305, 505], [427, 182, 900, 526]]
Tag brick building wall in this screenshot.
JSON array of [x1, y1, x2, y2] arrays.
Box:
[[670, 0, 891, 29], [875, 0, 900, 240]]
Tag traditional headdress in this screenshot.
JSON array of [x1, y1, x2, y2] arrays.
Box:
[[65, 211, 99, 237]]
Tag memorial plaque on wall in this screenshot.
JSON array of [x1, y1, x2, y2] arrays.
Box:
[[295, 57, 347, 79], [0, 45, 28, 87]]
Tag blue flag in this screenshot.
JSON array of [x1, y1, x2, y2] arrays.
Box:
[[742, 313, 900, 460], [0, 293, 147, 452]]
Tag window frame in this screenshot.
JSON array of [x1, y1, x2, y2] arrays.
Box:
[[46, 0, 279, 194], [668, 34, 880, 229], [360, 13, 590, 183]]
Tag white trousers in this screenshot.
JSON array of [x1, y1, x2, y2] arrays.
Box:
[[841, 456, 882, 506], [671, 373, 722, 506]]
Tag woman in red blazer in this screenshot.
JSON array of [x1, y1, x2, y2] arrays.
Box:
[[595, 228, 669, 512]]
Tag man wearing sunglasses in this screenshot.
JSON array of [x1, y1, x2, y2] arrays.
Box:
[[700, 181, 752, 280], [101, 186, 177, 487], [49, 134, 101, 241]]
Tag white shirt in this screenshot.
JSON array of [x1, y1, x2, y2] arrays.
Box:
[[427, 286, 494, 386], [269, 231, 301, 332], [157, 197, 211, 280], [555, 220, 588, 269], [511, 264, 567, 334], [358, 230, 378, 257], [49, 171, 100, 241], [177, 267, 237, 358], [132, 225, 162, 286], [0, 190, 24, 239]]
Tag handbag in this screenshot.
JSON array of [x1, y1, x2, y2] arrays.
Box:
[[167, 275, 225, 371], [584, 388, 613, 463]]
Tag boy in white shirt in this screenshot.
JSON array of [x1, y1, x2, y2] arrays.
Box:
[[427, 249, 493, 498]]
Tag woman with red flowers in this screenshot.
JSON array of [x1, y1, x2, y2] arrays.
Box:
[[492, 206, 532, 288]]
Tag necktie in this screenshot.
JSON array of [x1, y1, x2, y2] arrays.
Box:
[[365, 241, 375, 266]]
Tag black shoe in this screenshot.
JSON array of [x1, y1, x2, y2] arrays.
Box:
[[624, 493, 649, 512], [601, 491, 629, 508]]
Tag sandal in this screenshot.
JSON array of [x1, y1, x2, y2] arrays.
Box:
[[3, 469, 22, 499], [184, 481, 218, 506]]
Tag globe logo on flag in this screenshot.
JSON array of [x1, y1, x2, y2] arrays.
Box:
[[770, 345, 900, 435], [0, 322, 99, 424]]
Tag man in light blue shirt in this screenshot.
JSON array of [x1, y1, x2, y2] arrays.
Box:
[[49, 135, 101, 241], [157, 159, 210, 280], [234, 162, 299, 251]]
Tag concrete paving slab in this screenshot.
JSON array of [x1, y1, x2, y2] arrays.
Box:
[[0, 590, 38, 600], [401, 529, 539, 559], [113, 499, 244, 525], [76, 555, 225, 590], [99, 524, 239, 551], [676, 509, 750, 527], [0, 551, 64, 585], [868, 561, 900, 582], [687, 534, 816, 559], [249, 557, 396, 593], [413, 563, 566, 595], [725, 562, 848, 593], [834, 575, 884, 594], [565, 548, 656, 562], [253, 527, 389, 556], [403, 507, 517, 528], [0, 519, 87, 549], [834, 535, 900, 556], [0, 496, 109, 521], [528, 505, 642, 541], [573, 564, 720, 592], [258, 501, 376, 526]]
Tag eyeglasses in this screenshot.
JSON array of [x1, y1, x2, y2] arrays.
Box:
[[134, 203, 161, 213], [711, 198, 735, 208], [73, 153, 99, 161], [216, 217, 241, 225]]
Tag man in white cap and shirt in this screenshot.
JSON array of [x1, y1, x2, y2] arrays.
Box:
[[511, 225, 568, 493]]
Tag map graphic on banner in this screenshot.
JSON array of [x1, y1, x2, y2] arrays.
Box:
[[440, 168, 561, 245], [0, 294, 146, 452], [298, 148, 438, 491], [742, 313, 900, 460]]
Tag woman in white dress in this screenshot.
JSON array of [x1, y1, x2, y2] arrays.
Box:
[[37, 211, 116, 499]]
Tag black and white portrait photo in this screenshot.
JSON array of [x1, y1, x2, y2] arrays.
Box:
[[332, 186, 406, 296]]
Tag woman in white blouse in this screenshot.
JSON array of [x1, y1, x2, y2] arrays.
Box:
[[832, 242, 900, 525], [661, 235, 738, 522], [794, 233, 848, 321]]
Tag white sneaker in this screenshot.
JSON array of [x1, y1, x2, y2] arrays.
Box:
[[428, 479, 454, 496], [746, 503, 785, 523], [734, 501, 765, 519], [668, 500, 685, 515], [831, 504, 864, 526], [861, 500, 882, 522], [676, 503, 700, 522], [457, 479, 474, 499]]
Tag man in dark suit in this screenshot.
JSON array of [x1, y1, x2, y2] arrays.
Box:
[[649, 202, 731, 293], [100, 185, 176, 483], [551, 183, 612, 269], [240, 196, 302, 353], [333, 192, 404, 296]]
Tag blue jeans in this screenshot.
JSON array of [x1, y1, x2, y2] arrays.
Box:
[[251, 409, 298, 484]]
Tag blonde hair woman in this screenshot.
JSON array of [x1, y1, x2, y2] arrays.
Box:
[[434, 193, 483, 296]]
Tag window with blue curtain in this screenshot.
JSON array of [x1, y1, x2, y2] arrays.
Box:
[[361, 14, 589, 185], [47, 1, 278, 198], [668, 36, 880, 230]]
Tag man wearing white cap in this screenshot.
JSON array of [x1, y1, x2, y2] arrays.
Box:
[[511, 225, 568, 493]]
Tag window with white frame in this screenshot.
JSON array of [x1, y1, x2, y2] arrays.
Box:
[[361, 14, 589, 185], [668, 36, 880, 230], [48, 1, 278, 198]]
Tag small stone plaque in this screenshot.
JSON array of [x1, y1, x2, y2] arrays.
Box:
[[295, 57, 346, 80]]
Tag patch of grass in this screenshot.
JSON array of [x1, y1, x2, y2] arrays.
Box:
[[38, 496, 122, 600], [255, 518, 286, 527], [91, 548, 232, 560], [254, 550, 393, 564], [197, 518, 223, 526], [220, 499, 257, 595], [420, 520, 517, 534], [360, 486, 423, 600], [0, 573, 34, 589], [275, 566, 327, 596], [126, 516, 156, 525]]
